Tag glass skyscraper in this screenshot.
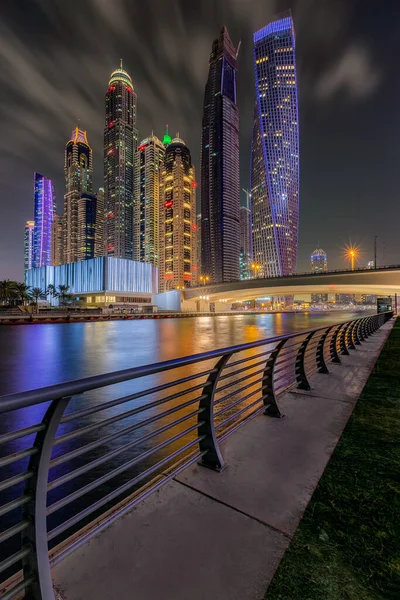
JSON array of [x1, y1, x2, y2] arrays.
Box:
[[32, 172, 55, 268], [251, 13, 299, 277], [200, 26, 240, 283], [104, 61, 138, 260], [311, 247, 328, 302], [24, 220, 34, 271]]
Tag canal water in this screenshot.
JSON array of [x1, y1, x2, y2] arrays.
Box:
[[0, 311, 373, 571]]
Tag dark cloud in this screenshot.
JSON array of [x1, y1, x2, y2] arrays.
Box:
[[0, 0, 398, 280]]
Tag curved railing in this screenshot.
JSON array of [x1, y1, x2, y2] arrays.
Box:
[[0, 311, 393, 599]]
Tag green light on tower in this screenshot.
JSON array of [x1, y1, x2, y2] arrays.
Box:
[[163, 124, 172, 146]]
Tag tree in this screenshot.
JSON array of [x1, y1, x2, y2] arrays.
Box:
[[0, 279, 16, 305], [30, 287, 46, 313], [57, 284, 73, 306], [46, 284, 58, 306], [14, 282, 31, 306]]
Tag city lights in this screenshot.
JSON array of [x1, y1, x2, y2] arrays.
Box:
[[343, 243, 361, 271]]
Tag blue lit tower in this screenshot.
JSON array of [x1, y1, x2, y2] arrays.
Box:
[[201, 26, 240, 283], [104, 61, 138, 259], [32, 173, 56, 268], [251, 13, 299, 277]]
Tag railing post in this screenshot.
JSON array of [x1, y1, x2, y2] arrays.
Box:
[[357, 318, 366, 342], [339, 322, 351, 355], [316, 327, 331, 374], [198, 354, 232, 471], [347, 321, 357, 350], [22, 396, 70, 600], [329, 324, 342, 363], [352, 320, 362, 345], [295, 331, 315, 390], [262, 339, 286, 418]]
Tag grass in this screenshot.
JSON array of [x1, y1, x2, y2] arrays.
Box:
[[265, 318, 400, 600]]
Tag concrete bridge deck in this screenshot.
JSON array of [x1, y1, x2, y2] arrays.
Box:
[[51, 320, 394, 600]]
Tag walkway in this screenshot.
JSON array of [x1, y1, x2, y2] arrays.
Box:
[[53, 320, 394, 600]]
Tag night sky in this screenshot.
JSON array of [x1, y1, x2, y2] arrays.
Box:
[[1, 0, 399, 281]]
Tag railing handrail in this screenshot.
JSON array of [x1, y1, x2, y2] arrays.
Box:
[[0, 313, 381, 414]]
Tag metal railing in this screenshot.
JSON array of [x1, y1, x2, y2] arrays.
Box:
[[0, 311, 393, 599]]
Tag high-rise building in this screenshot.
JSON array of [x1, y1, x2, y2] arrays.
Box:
[[32, 172, 55, 268], [196, 213, 202, 276], [311, 247, 328, 302], [239, 205, 252, 280], [95, 188, 105, 258], [159, 135, 196, 292], [104, 61, 138, 260], [51, 215, 63, 266], [251, 13, 299, 277], [63, 127, 93, 264], [24, 221, 34, 271], [77, 193, 105, 261], [201, 26, 240, 283], [134, 133, 165, 266]]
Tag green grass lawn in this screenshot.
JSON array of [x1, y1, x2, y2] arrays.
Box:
[[266, 319, 400, 600]]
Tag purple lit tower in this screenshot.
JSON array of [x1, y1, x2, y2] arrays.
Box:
[[251, 12, 299, 277], [33, 172, 56, 268]]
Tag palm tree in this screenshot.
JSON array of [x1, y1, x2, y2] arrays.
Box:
[[0, 279, 15, 305], [30, 287, 46, 313], [14, 283, 31, 306], [46, 284, 58, 306], [57, 284, 73, 307]]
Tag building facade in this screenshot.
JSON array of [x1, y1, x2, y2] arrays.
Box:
[[77, 194, 103, 261], [201, 26, 240, 283], [196, 213, 202, 276], [104, 62, 138, 260], [311, 247, 328, 302], [239, 205, 252, 280], [251, 13, 299, 278], [159, 136, 196, 292], [24, 221, 34, 271], [134, 134, 165, 266], [64, 127, 93, 264], [32, 172, 55, 268], [51, 214, 63, 266]]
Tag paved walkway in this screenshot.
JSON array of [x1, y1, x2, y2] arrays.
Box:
[[53, 321, 394, 600]]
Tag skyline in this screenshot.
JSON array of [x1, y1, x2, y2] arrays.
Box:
[[1, 0, 400, 279]]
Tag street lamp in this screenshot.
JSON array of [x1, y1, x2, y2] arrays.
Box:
[[250, 263, 261, 279], [199, 275, 210, 285]]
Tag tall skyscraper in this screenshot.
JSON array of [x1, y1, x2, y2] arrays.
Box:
[[24, 221, 34, 271], [32, 173, 55, 268], [104, 61, 138, 260], [64, 127, 93, 264], [201, 26, 240, 283], [95, 188, 105, 258], [134, 133, 165, 266], [239, 204, 252, 280], [251, 13, 299, 277], [159, 135, 196, 292], [311, 247, 328, 302], [196, 213, 202, 276], [51, 215, 63, 266], [78, 193, 104, 261]]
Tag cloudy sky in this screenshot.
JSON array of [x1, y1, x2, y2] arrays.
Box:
[[1, 0, 399, 280]]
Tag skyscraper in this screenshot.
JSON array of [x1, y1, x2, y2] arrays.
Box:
[[104, 61, 138, 260], [95, 188, 105, 258], [239, 204, 252, 280], [134, 133, 165, 266], [311, 247, 328, 302], [251, 13, 299, 277], [159, 135, 196, 292], [32, 173, 55, 268], [24, 221, 34, 271], [201, 26, 240, 283], [78, 193, 104, 261], [51, 215, 63, 266], [64, 127, 93, 264], [196, 213, 202, 276]]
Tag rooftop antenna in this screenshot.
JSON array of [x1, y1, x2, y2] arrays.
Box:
[[120, 58, 123, 69]]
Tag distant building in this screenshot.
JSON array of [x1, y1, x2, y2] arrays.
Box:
[[104, 61, 138, 260], [51, 215, 63, 266], [201, 26, 240, 283], [64, 127, 93, 263], [196, 213, 202, 277], [78, 193, 104, 261], [24, 221, 34, 271], [311, 247, 328, 302], [251, 13, 299, 277], [33, 172, 55, 268], [159, 135, 196, 292], [95, 188, 105, 258], [367, 260, 374, 269], [239, 205, 252, 280], [134, 134, 165, 267]]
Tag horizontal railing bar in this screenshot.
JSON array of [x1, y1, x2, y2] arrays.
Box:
[[0, 423, 45, 446], [60, 370, 215, 424], [48, 408, 205, 491], [215, 396, 264, 432], [214, 377, 261, 407], [54, 391, 206, 447], [0, 447, 37, 468], [217, 365, 265, 393], [274, 373, 295, 385], [276, 346, 301, 360], [219, 357, 270, 382], [0, 495, 31, 517], [47, 435, 205, 541], [0, 520, 29, 545], [224, 348, 273, 369], [48, 423, 204, 516], [0, 576, 34, 600], [273, 362, 295, 376], [0, 547, 30, 575], [214, 387, 260, 418], [0, 470, 33, 493], [1, 318, 374, 413]]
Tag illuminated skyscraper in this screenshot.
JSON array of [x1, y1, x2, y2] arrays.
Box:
[[32, 173, 55, 268], [159, 135, 196, 292], [104, 61, 138, 259], [134, 133, 165, 266], [201, 26, 240, 283], [64, 127, 93, 263], [78, 193, 105, 261], [239, 203, 253, 280], [51, 215, 63, 266], [24, 221, 34, 271], [251, 13, 299, 277], [95, 188, 105, 258], [311, 247, 328, 302], [196, 213, 202, 275]]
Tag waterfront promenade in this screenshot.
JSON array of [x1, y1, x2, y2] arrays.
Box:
[[50, 319, 394, 600]]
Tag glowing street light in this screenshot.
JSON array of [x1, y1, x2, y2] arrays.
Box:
[[343, 243, 361, 271], [250, 263, 262, 279], [199, 275, 210, 285]]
